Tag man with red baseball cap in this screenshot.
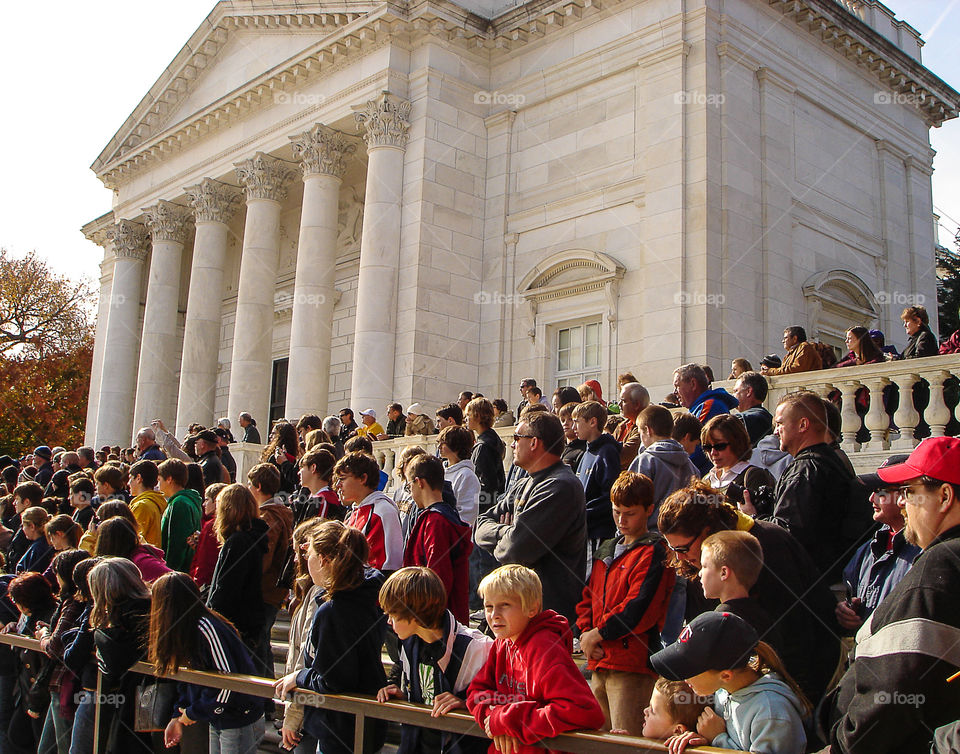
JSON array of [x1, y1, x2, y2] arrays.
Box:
[[824, 437, 960, 754]]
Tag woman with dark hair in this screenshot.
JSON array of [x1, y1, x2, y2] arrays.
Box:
[[657, 481, 839, 705], [150, 572, 264, 753], [700, 415, 777, 517], [44, 471, 71, 514], [261, 422, 300, 494], [95, 518, 171, 584], [206, 485, 268, 653], [836, 326, 884, 368], [3, 571, 57, 750], [35, 548, 89, 754]]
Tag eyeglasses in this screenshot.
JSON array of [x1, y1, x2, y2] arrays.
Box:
[[666, 534, 699, 554], [512, 434, 537, 443], [701, 442, 730, 453], [896, 484, 923, 502]]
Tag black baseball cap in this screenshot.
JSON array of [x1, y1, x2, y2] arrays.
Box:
[[650, 612, 758, 681], [858, 453, 911, 492], [195, 429, 218, 444]]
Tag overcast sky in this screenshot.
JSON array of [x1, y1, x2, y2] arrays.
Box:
[[0, 1, 957, 286]]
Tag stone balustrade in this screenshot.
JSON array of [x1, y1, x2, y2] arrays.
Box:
[[372, 427, 518, 492], [716, 353, 960, 473]]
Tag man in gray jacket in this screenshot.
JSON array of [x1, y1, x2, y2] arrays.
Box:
[[474, 411, 586, 624]]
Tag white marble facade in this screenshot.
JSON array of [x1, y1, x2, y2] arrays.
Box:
[[82, 0, 960, 447]]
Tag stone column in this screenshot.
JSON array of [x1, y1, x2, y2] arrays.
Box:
[[95, 220, 148, 447], [226, 153, 294, 430], [133, 201, 191, 432], [349, 93, 411, 410], [176, 180, 240, 437], [284, 125, 355, 419], [82, 230, 114, 446]]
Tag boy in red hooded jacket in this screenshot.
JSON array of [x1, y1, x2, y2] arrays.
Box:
[[466, 564, 604, 753], [575, 471, 675, 736]]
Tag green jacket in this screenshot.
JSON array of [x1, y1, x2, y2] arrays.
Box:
[[161, 488, 202, 572]]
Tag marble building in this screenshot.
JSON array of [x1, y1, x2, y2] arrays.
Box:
[[82, 0, 960, 447]]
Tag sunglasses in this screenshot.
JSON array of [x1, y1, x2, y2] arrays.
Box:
[[512, 434, 537, 443], [701, 442, 730, 453], [666, 534, 699, 554]]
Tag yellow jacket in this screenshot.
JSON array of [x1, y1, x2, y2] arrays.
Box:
[[130, 490, 168, 548]]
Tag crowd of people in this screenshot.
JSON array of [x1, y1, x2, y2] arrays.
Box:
[[0, 304, 957, 753]]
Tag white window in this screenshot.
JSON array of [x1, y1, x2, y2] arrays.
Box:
[[555, 320, 601, 388]]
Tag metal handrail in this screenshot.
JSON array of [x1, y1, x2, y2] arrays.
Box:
[[0, 631, 738, 753]]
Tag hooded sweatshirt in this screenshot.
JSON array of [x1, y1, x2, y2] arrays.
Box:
[[403, 501, 473, 623], [576, 432, 622, 541], [161, 487, 202, 571], [346, 490, 403, 572], [444, 459, 481, 527], [710, 673, 807, 754], [296, 568, 387, 754], [629, 439, 700, 527], [129, 490, 167, 548], [466, 610, 605, 753], [750, 435, 793, 482]]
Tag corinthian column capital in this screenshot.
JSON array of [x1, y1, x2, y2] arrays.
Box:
[[185, 178, 241, 224], [107, 220, 149, 261], [143, 200, 192, 244], [234, 152, 295, 202], [354, 92, 411, 149], [290, 124, 356, 178]]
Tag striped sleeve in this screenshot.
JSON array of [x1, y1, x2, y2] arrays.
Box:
[[198, 616, 233, 706]]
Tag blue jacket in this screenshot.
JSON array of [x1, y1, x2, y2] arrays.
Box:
[[842, 525, 920, 629], [690, 387, 739, 423], [296, 568, 388, 754], [16, 538, 54, 575], [576, 433, 622, 541], [176, 615, 264, 730], [711, 673, 807, 754]]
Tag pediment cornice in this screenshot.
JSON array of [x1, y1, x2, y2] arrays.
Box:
[[94, 0, 960, 190]]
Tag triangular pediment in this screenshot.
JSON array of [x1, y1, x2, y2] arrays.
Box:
[[92, 2, 377, 175]]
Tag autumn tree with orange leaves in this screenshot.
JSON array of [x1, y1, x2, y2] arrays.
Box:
[[0, 248, 94, 457]]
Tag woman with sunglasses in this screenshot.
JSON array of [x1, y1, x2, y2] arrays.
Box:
[[657, 480, 839, 706], [700, 415, 776, 517]]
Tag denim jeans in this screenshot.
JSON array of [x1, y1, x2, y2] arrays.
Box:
[[209, 717, 264, 754], [68, 692, 95, 754], [38, 692, 71, 754]]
